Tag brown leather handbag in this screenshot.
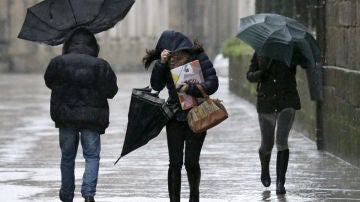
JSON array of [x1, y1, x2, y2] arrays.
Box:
[[187, 84, 228, 133]]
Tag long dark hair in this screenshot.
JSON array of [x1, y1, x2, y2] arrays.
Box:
[[142, 49, 160, 69], [142, 39, 204, 70]]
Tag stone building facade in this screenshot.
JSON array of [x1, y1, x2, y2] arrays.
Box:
[[0, 0, 60, 72], [0, 0, 11, 72], [0, 0, 255, 72], [86, 0, 256, 72]]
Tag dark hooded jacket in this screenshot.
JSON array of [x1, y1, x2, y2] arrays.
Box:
[[44, 28, 118, 134], [247, 52, 301, 113], [150, 30, 218, 121]]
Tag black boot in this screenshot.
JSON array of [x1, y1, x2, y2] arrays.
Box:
[[276, 149, 289, 195], [186, 167, 200, 202], [168, 166, 181, 202], [259, 150, 271, 187], [84, 196, 95, 202]]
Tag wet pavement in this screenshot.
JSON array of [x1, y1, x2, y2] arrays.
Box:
[[0, 73, 359, 202]]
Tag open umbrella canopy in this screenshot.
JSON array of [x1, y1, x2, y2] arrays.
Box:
[[236, 13, 321, 68], [18, 0, 135, 46], [114, 87, 177, 164]]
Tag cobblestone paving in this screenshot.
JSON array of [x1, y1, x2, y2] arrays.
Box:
[[0, 73, 359, 202]]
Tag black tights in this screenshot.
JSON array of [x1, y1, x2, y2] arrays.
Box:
[[166, 119, 206, 202]]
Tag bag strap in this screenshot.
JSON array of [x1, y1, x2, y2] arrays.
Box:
[[195, 84, 209, 99], [137, 86, 160, 97]]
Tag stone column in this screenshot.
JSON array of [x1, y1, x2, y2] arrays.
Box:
[[97, 0, 171, 71], [0, 0, 10, 72], [168, 0, 187, 33]]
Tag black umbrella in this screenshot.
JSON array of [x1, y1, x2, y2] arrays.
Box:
[[236, 13, 321, 68], [114, 87, 177, 164], [18, 0, 135, 45]]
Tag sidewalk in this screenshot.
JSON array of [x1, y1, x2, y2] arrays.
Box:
[[0, 73, 359, 202]]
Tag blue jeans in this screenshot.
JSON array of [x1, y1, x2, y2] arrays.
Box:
[[59, 127, 101, 202]]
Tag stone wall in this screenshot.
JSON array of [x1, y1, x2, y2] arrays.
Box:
[[322, 66, 360, 166], [326, 0, 360, 70], [322, 0, 360, 167]]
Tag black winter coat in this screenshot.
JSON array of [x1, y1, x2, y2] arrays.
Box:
[[150, 30, 218, 121], [44, 28, 118, 134], [247, 53, 301, 113]]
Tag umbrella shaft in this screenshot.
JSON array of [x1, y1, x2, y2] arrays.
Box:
[[68, 0, 78, 24]]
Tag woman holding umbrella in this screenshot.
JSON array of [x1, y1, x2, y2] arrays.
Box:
[[246, 51, 303, 195], [143, 30, 218, 202], [238, 13, 320, 195]]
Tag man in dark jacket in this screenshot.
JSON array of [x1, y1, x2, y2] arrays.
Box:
[[44, 28, 118, 202], [247, 52, 301, 195]]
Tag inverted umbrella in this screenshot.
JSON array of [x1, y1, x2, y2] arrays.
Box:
[[114, 87, 177, 164], [236, 13, 321, 68], [18, 0, 135, 45]]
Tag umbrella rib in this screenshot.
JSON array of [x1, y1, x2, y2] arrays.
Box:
[[18, 0, 135, 45], [68, 0, 78, 25]]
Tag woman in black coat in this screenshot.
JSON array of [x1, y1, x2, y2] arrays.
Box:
[[44, 28, 118, 202], [247, 52, 301, 195], [143, 30, 218, 202]]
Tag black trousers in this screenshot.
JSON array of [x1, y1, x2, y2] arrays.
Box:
[[166, 119, 206, 171], [166, 118, 206, 201]]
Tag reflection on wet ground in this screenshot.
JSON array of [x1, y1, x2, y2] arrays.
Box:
[[0, 73, 359, 202]]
